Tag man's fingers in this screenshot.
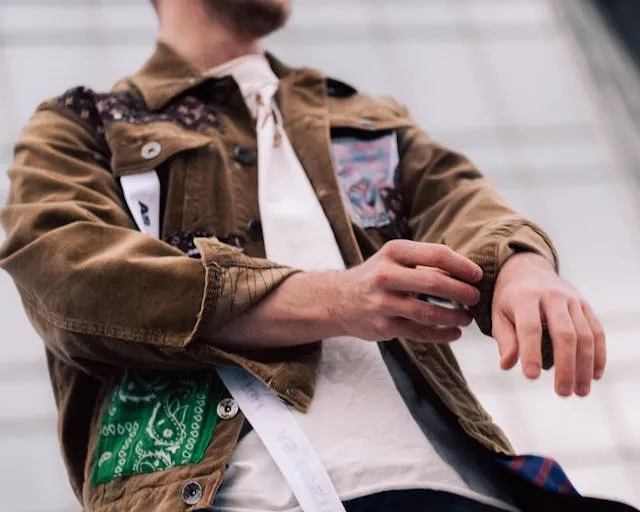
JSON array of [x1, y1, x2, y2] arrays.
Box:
[[384, 266, 480, 306], [492, 313, 519, 370], [543, 296, 577, 397], [391, 296, 473, 327], [382, 240, 482, 283], [582, 301, 607, 380], [388, 317, 462, 344], [568, 299, 595, 397], [514, 297, 543, 380]]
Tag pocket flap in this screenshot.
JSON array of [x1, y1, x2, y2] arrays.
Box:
[[107, 122, 211, 177], [329, 95, 412, 133]]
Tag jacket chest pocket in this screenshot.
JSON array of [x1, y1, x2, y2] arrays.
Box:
[[330, 118, 411, 239], [331, 131, 399, 229], [108, 124, 231, 254]]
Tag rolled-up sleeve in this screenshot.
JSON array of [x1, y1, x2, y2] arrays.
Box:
[[0, 105, 297, 375]]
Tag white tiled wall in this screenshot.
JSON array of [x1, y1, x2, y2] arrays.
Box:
[[1, 1, 639, 510]]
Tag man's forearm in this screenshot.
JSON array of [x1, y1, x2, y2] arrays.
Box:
[[210, 271, 346, 349], [209, 240, 485, 351]]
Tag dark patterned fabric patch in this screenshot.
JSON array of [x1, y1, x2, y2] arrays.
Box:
[[55, 86, 222, 137], [58, 87, 104, 134], [164, 231, 245, 258]]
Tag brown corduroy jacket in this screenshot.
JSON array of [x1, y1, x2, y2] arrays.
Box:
[[0, 41, 558, 511]]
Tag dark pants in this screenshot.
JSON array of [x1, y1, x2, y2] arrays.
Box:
[[343, 488, 640, 512], [343, 489, 509, 511], [491, 461, 640, 512]]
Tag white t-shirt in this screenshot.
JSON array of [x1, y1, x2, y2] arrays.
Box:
[[208, 55, 518, 512], [213, 338, 517, 512]]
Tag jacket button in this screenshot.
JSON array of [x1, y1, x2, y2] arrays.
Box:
[[182, 481, 203, 506], [246, 219, 263, 242], [216, 398, 239, 420], [141, 141, 161, 160], [211, 78, 233, 103], [234, 145, 255, 166]]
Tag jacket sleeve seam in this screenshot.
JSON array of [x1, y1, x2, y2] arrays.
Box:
[[39, 102, 100, 138], [24, 294, 190, 348], [215, 261, 295, 271]]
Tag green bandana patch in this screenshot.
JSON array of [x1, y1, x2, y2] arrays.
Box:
[[92, 369, 223, 485]]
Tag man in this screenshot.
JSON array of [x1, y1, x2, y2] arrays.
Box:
[[0, 0, 635, 511]]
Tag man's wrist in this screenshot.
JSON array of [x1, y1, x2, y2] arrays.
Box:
[[282, 271, 349, 340], [500, 251, 556, 275], [210, 269, 350, 348]]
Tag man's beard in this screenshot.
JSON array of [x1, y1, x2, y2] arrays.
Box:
[[204, 0, 290, 39]]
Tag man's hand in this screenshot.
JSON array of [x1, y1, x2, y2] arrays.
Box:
[[333, 240, 483, 343], [492, 252, 606, 397], [212, 240, 483, 350]]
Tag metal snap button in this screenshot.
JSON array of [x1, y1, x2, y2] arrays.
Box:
[[286, 387, 298, 398], [141, 141, 161, 160], [359, 117, 375, 128], [246, 219, 263, 242], [216, 398, 239, 420], [234, 145, 255, 166], [182, 481, 203, 506]]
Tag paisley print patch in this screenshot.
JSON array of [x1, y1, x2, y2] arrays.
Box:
[[91, 370, 223, 484]]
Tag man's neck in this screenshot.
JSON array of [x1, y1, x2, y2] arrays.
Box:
[[158, 0, 262, 72]]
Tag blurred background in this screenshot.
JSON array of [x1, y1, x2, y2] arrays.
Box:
[[1, 0, 639, 510]]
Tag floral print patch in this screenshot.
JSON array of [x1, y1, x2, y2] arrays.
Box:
[[56, 86, 222, 138], [331, 132, 400, 229]]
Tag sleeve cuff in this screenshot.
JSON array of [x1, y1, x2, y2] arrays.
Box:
[[188, 237, 300, 345], [468, 222, 558, 370], [496, 222, 559, 273]]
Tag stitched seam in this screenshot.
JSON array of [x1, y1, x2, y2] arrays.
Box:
[[41, 103, 102, 137], [94, 468, 224, 509], [23, 294, 190, 347], [215, 261, 293, 271]]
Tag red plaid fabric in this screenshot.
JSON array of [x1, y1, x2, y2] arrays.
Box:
[[499, 454, 579, 495]]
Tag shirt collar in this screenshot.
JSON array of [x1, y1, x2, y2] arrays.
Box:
[[128, 40, 293, 111], [206, 53, 279, 119]]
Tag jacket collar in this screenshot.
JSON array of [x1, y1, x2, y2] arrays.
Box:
[[128, 40, 296, 111]]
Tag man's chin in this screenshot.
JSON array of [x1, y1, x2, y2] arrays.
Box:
[[206, 0, 291, 40]]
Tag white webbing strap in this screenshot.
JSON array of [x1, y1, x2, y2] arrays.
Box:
[[120, 170, 161, 239], [217, 368, 346, 512]]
